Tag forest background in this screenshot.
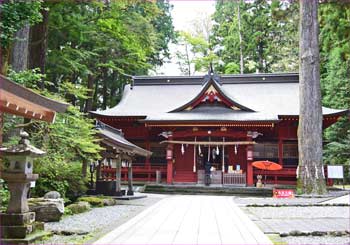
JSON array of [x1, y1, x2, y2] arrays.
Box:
[[0, 0, 349, 204]]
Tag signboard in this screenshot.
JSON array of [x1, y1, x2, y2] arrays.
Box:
[[327, 165, 344, 179], [273, 189, 295, 198]]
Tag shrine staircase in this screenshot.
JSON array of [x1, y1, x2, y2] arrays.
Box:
[[174, 170, 197, 183]]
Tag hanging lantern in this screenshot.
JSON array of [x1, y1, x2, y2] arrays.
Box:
[[181, 144, 185, 155], [193, 137, 197, 173], [216, 145, 220, 155], [234, 145, 238, 155]]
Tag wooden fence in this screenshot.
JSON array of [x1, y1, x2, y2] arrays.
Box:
[[223, 173, 246, 186]]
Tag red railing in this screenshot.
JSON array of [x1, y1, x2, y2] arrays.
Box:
[[100, 165, 167, 182]]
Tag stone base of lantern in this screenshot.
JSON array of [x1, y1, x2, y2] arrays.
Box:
[[0, 212, 49, 244], [0, 230, 51, 245]]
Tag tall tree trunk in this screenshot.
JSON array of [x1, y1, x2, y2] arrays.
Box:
[[11, 24, 32, 133], [29, 8, 49, 75], [82, 160, 88, 177], [0, 113, 3, 147], [10, 24, 30, 72], [92, 77, 99, 111], [0, 48, 9, 75], [0, 0, 9, 75], [102, 69, 108, 109], [237, 0, 244, 74], [84, 74, 95, 114], [298, 0, 326, 195], [257, 41, 264, 73], [185, 44, 191, 76]]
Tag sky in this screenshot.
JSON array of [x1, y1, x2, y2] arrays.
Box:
[[155, 0, 216, 75]]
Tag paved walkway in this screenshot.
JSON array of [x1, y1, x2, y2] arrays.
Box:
[[322, 194, 350, 205], [94, 195, 272, 245]]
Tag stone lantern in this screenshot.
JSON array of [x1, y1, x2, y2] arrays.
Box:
[[0, 131, 46, 244]]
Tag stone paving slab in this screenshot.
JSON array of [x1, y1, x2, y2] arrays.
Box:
[[94, 195, 272, 245], [255, 219, 350, 233], [243, 206, 350, 234], [321, 194, 350, 205]]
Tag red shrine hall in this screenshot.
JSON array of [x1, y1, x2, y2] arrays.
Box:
[[91, 72, 347, 186]]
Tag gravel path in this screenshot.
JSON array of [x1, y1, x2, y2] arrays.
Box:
[[34, 193, 167, 245], [46, 204, 140, 233]]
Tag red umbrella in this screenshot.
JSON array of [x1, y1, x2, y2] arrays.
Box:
[[252, 160, 282, 185], [252, 160, 282, 171]]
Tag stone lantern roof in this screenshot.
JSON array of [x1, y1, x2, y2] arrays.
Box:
[[0, 131, 45, 157]]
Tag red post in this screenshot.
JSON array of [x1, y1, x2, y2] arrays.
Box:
[[145, 139, 151, 181], [246, 159, 253, 186], [166, 144, 173, 184], [246, 135, 254, 186], [278, 139, 283, 165]]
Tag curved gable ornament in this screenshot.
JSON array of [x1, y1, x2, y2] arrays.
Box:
[[169, 76, 254, 113]]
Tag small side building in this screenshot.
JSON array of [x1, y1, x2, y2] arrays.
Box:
[[95, 121, 152, 195]]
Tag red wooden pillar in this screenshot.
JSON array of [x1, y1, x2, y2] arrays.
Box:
[[278, 139, 283, 165], [277, 139, 283, 185], [246, 136, 254, 186], [145, 138, 151, 181], [166, 143, 173, 184]]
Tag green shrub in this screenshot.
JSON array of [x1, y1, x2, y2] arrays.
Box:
[[78, 196, 104, 207], [78, 196, 117, 207], [66, 201, 91, 214], [0, 180, 10, 212], [64, 207, 73, 216], [32, 160, 88, 202]]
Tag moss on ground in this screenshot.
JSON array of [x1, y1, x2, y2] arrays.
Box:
[[268, 234, 287, 245], [66, 201, 91, 214]]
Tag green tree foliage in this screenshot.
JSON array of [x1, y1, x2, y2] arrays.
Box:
[[176, 31, 218, 75], [1, 0, 175, 200], [45, 0, 175, 109], [211, 0, 298, 74], [6, 69, 102, 200], [320, 3, 350, 176], [0, 0, 42, 73], [0, 1, 42, 49]]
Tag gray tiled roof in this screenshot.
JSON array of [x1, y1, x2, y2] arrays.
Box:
[[97, 122, 151, 157], [91, 73, 347, 122]]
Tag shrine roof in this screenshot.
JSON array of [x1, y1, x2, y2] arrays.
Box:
[[91, 73, 348, 122], [0, 75, 69, 123], [96, 121, 152, 157]]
